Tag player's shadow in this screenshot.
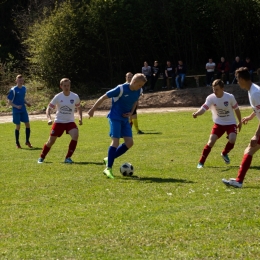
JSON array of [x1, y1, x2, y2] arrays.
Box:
[[74, 162, 104, 165], [24, 147, 42, 151], [138, 132, 162, 135], [121, 176, 194, 184]]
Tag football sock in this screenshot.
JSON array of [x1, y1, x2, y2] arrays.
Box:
[[115, 143, 128, 158], [199, 144, 212, 164], [132, 119, 139, 131], [15, 129, 19, 144], [222, 141, 234, 155], [66, 140, 78, 158], [25, 128, 31, 143], [40, 144, 51, 159], [108, 146, 117, 168], [236, 154, 252, 183]]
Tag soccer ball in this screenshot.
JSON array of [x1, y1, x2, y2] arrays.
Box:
[[120, 162, 134, 176]]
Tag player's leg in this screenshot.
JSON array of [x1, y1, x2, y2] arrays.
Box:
[[221, 125, 237, 164], [65, 124, 79, 163], [222, 142, 260, 188], [13, 113, 21, 148], [197, 124, 223, 168], [38, 123, 61, 163], [103, 119, 121, 178], [19, 111, 32, 148], [114, 120, 133, 159], [24, 121, 32, 148], [132, 109, 144, 134]]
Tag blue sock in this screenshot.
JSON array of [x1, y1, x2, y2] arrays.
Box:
[[15, 129, 19, 144], [26, 128, 30, 143], [108, 146, 117, 168], [115, 143, 128, 158]]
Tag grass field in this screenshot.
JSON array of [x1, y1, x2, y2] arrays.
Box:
[[1, 109, 260, 259]]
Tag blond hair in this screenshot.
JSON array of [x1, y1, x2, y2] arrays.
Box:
[[60, 78, 71, 85], [132, 73, 147, 83]]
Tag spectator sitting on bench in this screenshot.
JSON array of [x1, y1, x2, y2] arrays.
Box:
[[216, 57, 230, 84], [243, 57, 255, 81], [163, 60, 175, 89], [205, 58, 216, 86], [175, 60, 187, 89]]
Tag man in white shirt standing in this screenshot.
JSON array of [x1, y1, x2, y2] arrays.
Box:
[[193, 79, 242, 168], [206, 58, 216, 86], [38, 78, 82, 164], [223, 67, 260, 188]]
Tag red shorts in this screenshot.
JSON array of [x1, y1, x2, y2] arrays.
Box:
[[50, 122, 78, 137], [211, 123, 237, 138]]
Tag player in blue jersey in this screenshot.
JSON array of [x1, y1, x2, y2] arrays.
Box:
[[87, 73, 147, 179], [7, 75, 32, 148]]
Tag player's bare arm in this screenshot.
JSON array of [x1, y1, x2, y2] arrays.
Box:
[[46, 106, 53, 125], [242, 112, 256, 124], [8, 99, 22, 109], [24, 99, 31, 107], [87, 94, 108, 118], [235, 108, 242, 132], [193, 108, 206, 118], [77, 104, 83, 125]]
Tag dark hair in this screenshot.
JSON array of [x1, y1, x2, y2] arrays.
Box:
[[235, 67, 251, 81], [212, 79, 224, 88]]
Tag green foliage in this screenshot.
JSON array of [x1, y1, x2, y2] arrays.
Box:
[[1, 110, 260, 258]]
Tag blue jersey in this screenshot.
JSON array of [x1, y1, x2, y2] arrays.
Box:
[[106, 83, 142, 121], [7, 86, 27, 113]]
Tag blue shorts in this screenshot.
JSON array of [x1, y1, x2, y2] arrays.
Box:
[[109, 118, 132, 138], [13, 111, 29, 125]]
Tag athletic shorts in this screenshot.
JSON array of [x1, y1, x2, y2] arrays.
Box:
[[211, 123, 237, 138], [50, 122, 78, 137], [108, 118, 132, 138], [13, 111, 29, 125]]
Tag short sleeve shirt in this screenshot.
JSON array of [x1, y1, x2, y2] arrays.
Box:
[[49, 92, 80, 123], [201, 92, 239, 125], [248, 83, 260, 121], [106, 83, 142, 121], [7, 86, 27, 113]]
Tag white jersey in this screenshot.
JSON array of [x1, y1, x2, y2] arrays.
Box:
[[49, 92, 80, 123], [202, 92, 239, 125], [248, 83, 260, 121]]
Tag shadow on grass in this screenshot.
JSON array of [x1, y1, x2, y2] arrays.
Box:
[[23, 147, 42, 151], [121, 176, 194, 184], [74, 162, 104, 165], [135, 131, 162, 135]]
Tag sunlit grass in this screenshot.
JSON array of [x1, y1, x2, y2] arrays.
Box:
[[0, 109, 260, 259]]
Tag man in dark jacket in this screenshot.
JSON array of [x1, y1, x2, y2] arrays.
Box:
[[217, 57, 230, 84]]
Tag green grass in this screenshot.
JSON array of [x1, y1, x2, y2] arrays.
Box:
[[1, 109, 260, 259]]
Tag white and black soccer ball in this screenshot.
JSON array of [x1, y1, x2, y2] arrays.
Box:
[[120, 162, 134, 176]]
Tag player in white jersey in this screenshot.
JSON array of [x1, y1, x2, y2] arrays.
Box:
[[223, 67, 260, 188], [38, 78, 82, 164], [193, 79, 242, 168]]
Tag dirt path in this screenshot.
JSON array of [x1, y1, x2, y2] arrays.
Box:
[[0, 106, 251, 124]]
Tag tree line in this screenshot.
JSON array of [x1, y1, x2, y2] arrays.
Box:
[[1, 0, 260, 93]]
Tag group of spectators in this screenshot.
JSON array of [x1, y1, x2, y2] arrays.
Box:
[[141, 56, 256, 91], [141, 60, 187, 92], [206, 56, 255, 86]]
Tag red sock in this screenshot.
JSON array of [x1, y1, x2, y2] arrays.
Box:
[[222, 141, 234, 155], [199, 144, 212, 164], [236, 154, 252, 183], [40, 144, 51, 159], [66, 140, 78, 158]]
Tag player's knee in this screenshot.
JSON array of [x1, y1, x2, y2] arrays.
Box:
[[126, 140, 134, 148]]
